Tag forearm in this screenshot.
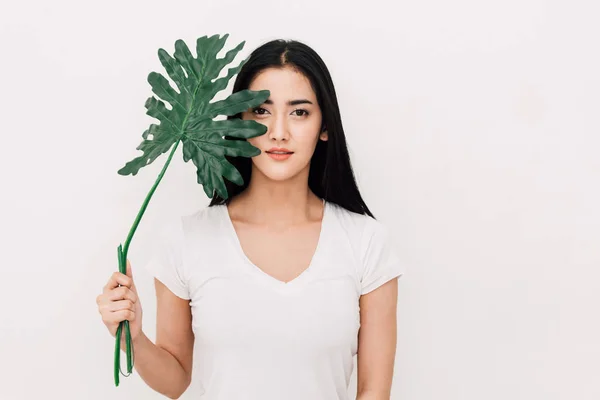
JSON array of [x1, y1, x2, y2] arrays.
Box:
[[121, 331, 189, 399], [356, 390, 390, 400]]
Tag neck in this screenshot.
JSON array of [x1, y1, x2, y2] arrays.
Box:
[[231, 164, 320, 225]]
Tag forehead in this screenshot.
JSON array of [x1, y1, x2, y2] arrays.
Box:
[[248, 67, 316, 102]]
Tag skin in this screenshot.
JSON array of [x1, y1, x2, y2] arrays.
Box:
[[97, 65, 398, 399]]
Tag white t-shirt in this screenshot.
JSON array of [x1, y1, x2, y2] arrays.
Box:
[[143, 200, 405, 400]]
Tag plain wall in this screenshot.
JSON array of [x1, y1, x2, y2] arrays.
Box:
[[0, 0, 598, 398]]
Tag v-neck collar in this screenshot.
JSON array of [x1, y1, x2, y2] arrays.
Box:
[[220, 199, 328, 290]]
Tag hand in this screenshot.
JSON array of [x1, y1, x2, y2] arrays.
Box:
[[97, 259, 143, 348]]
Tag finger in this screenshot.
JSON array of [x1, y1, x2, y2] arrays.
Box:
[[109, 309, 136, 324], [108, 299, 135, 312], [107, 286, 138, 303], [126, 259, 140, 295], [126, 259, 133, 279], [103, 271, 132, 292], [125, 259, 138, 292]]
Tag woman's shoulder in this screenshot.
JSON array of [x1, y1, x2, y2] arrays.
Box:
[[328, 202, 403, 292], [329, 201, 396, 256], [178, 204, 226, 236], [182, 203, 223, 221], [327, 201, 383, 236]]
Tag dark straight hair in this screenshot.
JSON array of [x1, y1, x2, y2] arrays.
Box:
[[208, 38, 375, 219]]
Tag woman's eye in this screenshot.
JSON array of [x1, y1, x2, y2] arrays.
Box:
[[293, 109, 309, 117], [252, 107, 268, 115], [251, 108, 309, 117]]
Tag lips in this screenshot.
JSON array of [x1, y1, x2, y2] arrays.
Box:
[[266, 147, 294, 154]]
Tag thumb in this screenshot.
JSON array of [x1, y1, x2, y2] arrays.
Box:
[[126, 258, 134, 280], [125, 259, 139, 293]]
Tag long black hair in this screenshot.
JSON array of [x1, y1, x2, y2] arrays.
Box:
[[208, 38, 374, 218]]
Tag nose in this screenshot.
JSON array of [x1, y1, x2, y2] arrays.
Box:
[[267, 113, 290, 142]]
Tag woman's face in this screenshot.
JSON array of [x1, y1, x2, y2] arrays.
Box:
[[241, 66, 328, 182]]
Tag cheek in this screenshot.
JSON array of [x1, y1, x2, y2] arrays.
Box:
[[296, 131, 321, 151], [291, 123, 322, 143], [247, 136, 268, 152]]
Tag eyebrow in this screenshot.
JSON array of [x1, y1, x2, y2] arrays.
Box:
[[263, 99, 314, 106]]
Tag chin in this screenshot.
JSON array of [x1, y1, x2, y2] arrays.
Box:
[[259, 168, 302, 182], [252, 159, 309, 182]]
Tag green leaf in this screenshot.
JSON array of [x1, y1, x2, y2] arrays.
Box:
[[118, 34, 269, 199]]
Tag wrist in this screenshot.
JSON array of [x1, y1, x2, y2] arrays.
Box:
[[132, 330, 147, 347], [120, 329, 146, 352]]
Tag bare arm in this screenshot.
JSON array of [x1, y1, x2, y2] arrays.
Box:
[[129, 279, 194, 399], [356, 278, 399, 400]]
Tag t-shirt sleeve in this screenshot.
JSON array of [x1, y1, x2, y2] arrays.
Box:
[[359, 218, 405, 295], [143, 216, 191, 300]]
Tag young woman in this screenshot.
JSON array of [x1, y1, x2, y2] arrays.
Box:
[[97, 39, 405, 399]]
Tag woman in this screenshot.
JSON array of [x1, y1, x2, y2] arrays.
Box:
[[97, 38, 404, 399]]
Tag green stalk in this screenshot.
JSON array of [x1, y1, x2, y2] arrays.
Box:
[[114, 139, 180, 386]]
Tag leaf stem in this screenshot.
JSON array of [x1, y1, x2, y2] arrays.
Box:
[[122, 139, 181, 261], [114, 139, 181, 386]]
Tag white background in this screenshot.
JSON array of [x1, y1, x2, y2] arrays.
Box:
[[0, 0, 598, 399]]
